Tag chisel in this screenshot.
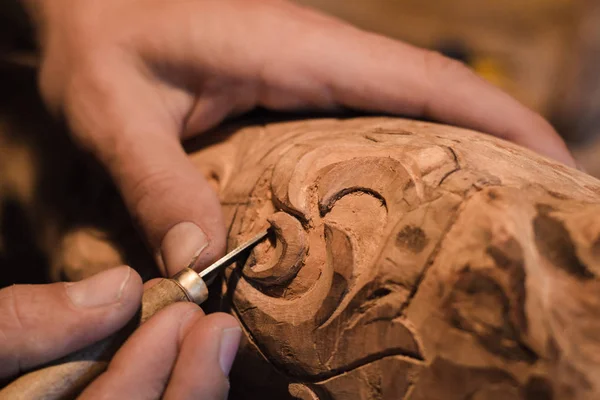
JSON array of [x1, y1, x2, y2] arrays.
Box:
[[1, 230, 270, 400]]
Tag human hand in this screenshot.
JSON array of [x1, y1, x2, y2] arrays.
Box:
[[0, 266, 241, 399], [23, 0, 575, 276]]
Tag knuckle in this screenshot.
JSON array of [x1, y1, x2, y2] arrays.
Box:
[[60, 47, 126, 148], [64, 52, 113, 108], [423, 50, 473, 80], [129, 169, 178, 222], [419, 50, 476, 116], [40, 26, 116, 121]]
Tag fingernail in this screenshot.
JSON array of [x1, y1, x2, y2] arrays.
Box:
[[66, 266, 131, 308], [219, 327, 242, 375], [160, 222, 209, 274]]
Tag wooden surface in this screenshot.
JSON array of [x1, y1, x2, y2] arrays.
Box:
[[2, 60, 600, 399], [195, 116, 600, 400]]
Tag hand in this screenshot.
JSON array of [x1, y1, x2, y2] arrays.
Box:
[[0, 266, 241, 399], [24, 0, 575, 276]]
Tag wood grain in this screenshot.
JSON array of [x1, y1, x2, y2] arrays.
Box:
[[193, 117, 600, 400], [2, 67, 600, 398]]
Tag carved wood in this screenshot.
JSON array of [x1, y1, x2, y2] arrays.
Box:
[[188, 117, 600, 400], [2, 64, 600, 399]]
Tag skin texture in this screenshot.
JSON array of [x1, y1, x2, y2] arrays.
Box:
[[4, 114, 596, 399], [0, 267, 241, 399], [0, 63, 243, 395], [0, 63, 593, 397], [0, 267, 143, 379], [1, 0, 579, 396], [22, 0, 574, 280]]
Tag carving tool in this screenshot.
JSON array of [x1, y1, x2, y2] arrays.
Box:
[[2, 230, 270, 400]]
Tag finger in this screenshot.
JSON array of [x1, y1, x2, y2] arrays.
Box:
[[78, 302, 203, 400], [63, 61, 227, 277], [315, 34, 575, 166], [163, 313, 241, 400], [272, 2, 575, 165], [277, 6, 575, 166], [0, 266, 142, 379], [148, 0, 574, 166]]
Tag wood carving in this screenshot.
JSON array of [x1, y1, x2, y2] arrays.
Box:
[[186, 117, 600, 400], [2, 63, 600, 399]]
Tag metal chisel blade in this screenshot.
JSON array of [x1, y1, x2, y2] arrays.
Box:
[[198, 229, 270, 278]]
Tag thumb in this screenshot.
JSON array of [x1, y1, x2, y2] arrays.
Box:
[[64, 64, 227, 276], [100, 130, 226, 276], [0, 266, 143, 379]]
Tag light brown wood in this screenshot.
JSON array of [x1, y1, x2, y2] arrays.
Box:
[[0, 279, 190, 399], [189, 117, 600, 400], [3, 63, 600, 399]]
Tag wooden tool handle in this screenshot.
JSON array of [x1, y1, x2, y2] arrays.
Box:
[[0, 278, 192, 400]]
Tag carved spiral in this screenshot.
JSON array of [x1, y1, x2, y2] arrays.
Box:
[[242, 212, 308, 287]]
